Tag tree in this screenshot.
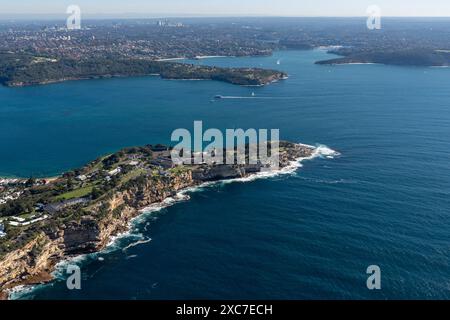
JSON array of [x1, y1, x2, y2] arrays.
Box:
[[91, 187, 103, 200], [25, 177, 36, 187]]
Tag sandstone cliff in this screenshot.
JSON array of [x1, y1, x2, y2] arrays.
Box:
[[0, 171, 194, 298]]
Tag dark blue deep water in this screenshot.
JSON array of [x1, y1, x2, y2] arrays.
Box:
[[2, 50, 450, 299]]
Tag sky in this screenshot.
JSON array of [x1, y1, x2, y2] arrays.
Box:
[[0, 0, 449, 17]]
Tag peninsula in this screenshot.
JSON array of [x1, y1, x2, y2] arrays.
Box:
[[0, 53, 287, 87], [0, 141, 314, 299], [315, 48, 450, 67]]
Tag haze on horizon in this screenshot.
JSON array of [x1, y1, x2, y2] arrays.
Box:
[[0, 0, 449, 18]]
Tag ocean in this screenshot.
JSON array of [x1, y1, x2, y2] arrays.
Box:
[[2, 49, 450, 299]]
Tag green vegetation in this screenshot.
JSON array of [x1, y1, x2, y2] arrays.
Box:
[[169, 166, 190, 175], [0, 199, 34, 217], [120, 169, 147, 184], [0, 53, 287, 87], [316, 49, 450, 66], [0, 223, 42, 258]]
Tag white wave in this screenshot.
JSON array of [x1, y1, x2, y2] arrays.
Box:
[[122, 237, 152, 252], [8, 285, 37, 300], [312, 144, 341, 159]]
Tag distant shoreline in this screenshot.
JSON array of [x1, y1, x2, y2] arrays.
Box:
[[156, 56, 229, 61], [1, 57, 288, 88]]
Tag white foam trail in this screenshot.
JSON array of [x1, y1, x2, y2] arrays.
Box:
[[342, 62, 377, 65], [316, 45, 344, 51], [216, 96, 299, 100], [106, 232, 144, 249], [194, 55, 228, 59]]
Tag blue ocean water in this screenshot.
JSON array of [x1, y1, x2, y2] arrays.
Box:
[[2, 50, 450, 299]]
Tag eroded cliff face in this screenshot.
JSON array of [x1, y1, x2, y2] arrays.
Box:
[[94, 171, 196, 249], [0, 171, 195, 298], [0, 233, 64, 293]]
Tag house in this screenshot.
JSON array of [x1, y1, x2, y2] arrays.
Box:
[[76, 175, 88, 182], [35, 203, 45, 212], [11, 216, 26, 223], [7, 215, 49, 227], [150, 157, 174, 169], [108, 167, 122, 176]]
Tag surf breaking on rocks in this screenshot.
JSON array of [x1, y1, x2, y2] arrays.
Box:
[[9, 143, 339, 300]]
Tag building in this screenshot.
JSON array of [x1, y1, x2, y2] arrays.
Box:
[[156, 20, 183, 28], [76, 174, 87, 182], [150, 157, 174, 169], [35, 203, 45, 212], [7, 215, 49, 227], [44, 197, 90, 214], [108, 167, 122, 176]]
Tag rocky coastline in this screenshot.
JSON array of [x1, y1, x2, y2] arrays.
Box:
[[0, 142, 314, 299]]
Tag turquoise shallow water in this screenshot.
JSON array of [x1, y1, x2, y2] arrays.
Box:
[[2, 50, 450, 299]]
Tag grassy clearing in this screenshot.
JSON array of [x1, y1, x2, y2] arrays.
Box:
[[169, 166, 190, 175], [55, 185, 94, 201], [120, 169, 146, 184]]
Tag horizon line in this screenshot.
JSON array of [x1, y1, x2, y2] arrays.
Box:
[[1, 14, 450, 20]]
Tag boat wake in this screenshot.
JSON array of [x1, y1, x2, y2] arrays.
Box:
[[214, 96, 299, 100]]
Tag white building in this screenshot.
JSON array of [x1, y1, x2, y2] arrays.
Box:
[[0, 223, 5, 238], [76, 175, 87, 181], [108, 167, 122, 176]]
